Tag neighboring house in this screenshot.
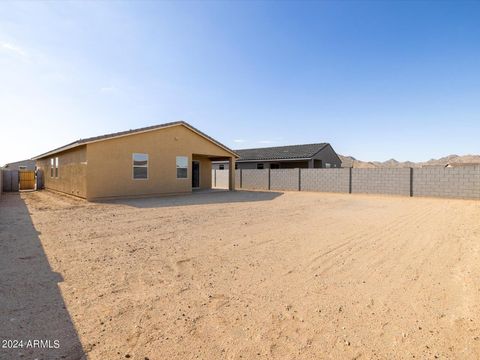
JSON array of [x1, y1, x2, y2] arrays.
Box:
[[4, 159, 36, 171], [212, 143, 341, 170], [421, 164, 447, 168], [33, 121, 238, 201]]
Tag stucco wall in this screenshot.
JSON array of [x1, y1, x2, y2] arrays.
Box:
[[313, 145, 342, 168], [36, 146, 87, 198], [85, 125, 233, 200]]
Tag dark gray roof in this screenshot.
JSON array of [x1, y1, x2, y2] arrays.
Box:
[[33, 121, 238, 159], [236, 143, 329, 161], [4, 159, 36, 169]]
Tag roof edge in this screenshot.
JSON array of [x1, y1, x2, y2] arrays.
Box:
[[237, 158, 313, 162], [33, 121, 238, 160]]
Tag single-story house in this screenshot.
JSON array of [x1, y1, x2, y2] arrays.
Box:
[[212, 143, 341, 170], [33, 121, 238, 201], [4, 159, 36, 170]]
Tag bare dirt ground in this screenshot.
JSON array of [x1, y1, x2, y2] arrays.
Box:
[[1, 190, 480, 360]]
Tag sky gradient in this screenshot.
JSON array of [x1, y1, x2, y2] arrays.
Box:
[[1, 1, 479, 165]]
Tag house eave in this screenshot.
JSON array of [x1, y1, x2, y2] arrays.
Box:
[[33, 122, 239, 160], [236, 157, 312, 163]]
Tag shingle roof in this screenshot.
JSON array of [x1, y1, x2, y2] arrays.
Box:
[[235, 143, 329, 161], [33, 121, 238, 159]]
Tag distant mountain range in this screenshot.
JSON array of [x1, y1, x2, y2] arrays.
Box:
[[339, 154, 480, 168]]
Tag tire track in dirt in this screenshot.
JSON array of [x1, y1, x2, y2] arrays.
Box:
[[305, 201, 438, 279]]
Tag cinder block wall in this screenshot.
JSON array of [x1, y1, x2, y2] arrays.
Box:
[[235, 170, 241, 189], [413, 166, 480, 199], [352, 168, 411, 196], [271, 169, 299, 191], [301, 168, 350, 193], [236, 167, 480, 200], [241, 169, 269, 190]]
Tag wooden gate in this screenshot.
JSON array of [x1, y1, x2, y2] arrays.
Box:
[[19, 170, 36, 190]]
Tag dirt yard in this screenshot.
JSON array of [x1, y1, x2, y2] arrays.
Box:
[[1, 190, 480, 359]]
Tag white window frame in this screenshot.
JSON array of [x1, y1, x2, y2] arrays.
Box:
[[55, 157, 59, 177], [50, 158, 54, 178], [176, 156, 189, 179], [132, 153, 149, 180]]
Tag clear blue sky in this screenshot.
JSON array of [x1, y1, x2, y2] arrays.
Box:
[[1, 1, 479, 165]]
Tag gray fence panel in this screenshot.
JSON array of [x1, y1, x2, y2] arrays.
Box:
[[270, 169, 299, 191], [236, 167, 480, 200], [301, 168, 350, 193], [1, 170, 20, 192], [352, 168, 411, 196], [212, 169, 230, 189], [2, 170, 11, 192], [413, 166, 480, 199], [235, 169, 241, 189], [11, 171, 19, 192], [241, 169, 269, 190], [2, 170, 12, 192], [36, 169, 44, 190]]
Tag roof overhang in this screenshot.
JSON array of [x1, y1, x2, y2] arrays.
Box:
[[32, 142, 84, 160], [33, 122, 239, 160], [236, 158, 312, 162]]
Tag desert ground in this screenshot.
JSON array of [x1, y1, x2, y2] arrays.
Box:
[[1, 189, 480, 360]]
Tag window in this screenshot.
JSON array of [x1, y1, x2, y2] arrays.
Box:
[[176, 156, 188, 179], [50, 158, 54, 177], [132, 153, 148, 179], [55, 157, 59, 177], [219, 164, 225, 170], [325, 163, 331, 168], [257, 163, 264, 169], [270, 163, 280, 169], [235, 163, 238, 170]]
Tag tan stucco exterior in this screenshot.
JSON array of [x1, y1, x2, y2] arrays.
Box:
[[36, 124, 236, 201], [36, 145, 88, 198]]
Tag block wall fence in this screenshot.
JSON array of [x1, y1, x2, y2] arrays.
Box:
[[212, 167, 480, 200]]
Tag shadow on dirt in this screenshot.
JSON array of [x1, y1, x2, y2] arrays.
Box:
[[101, 189, 283, 209], [0, 193, 86, 360]]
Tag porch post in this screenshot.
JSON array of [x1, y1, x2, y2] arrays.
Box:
[[228, 157, 235, 191]]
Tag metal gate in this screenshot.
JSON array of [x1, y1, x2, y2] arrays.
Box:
[[19, 170, 36, 190]]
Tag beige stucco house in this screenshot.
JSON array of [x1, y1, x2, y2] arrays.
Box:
[[33, 121, 237, 201]]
